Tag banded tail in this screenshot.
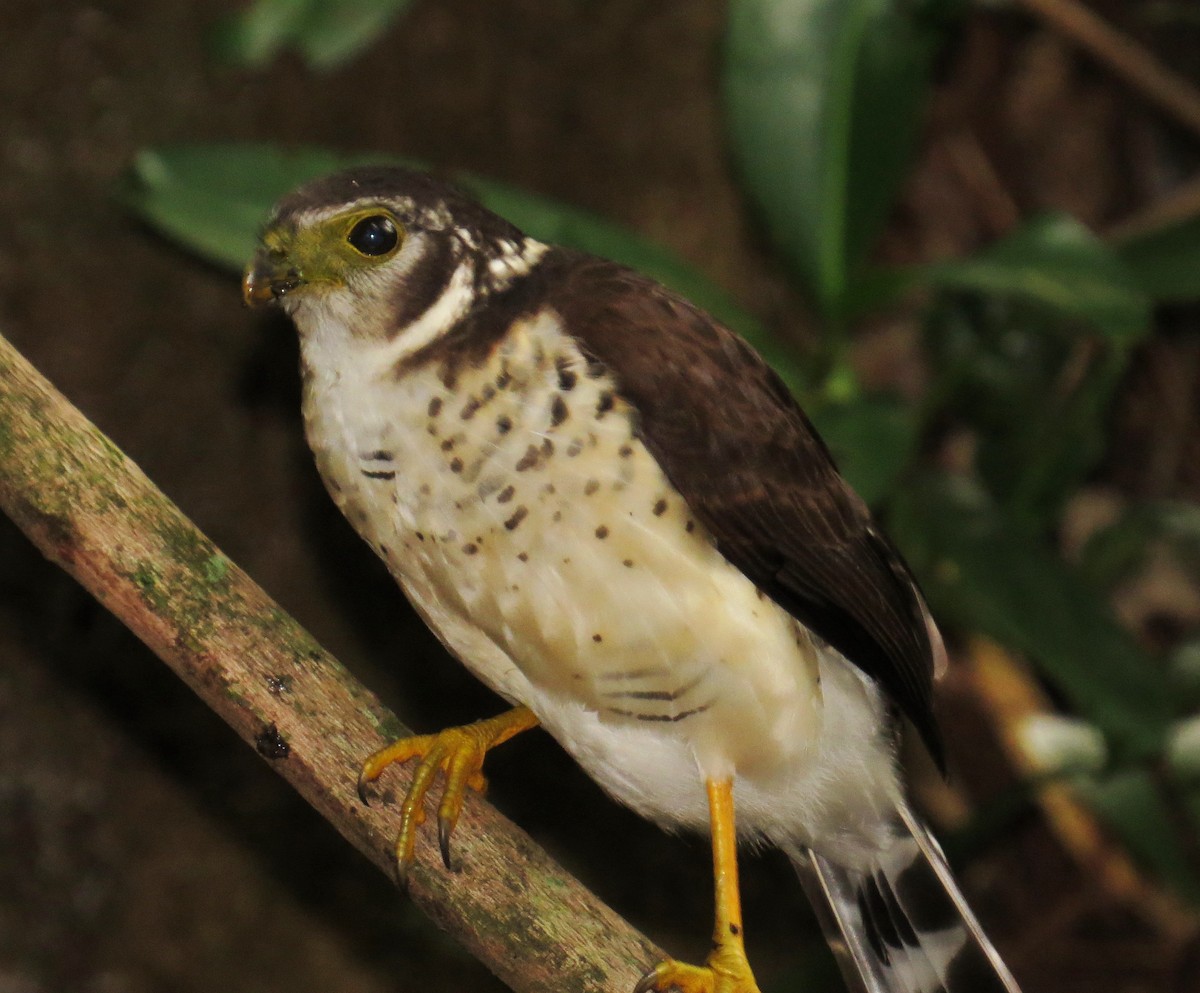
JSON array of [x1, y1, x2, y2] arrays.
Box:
[[788, 805, 1022, 993]]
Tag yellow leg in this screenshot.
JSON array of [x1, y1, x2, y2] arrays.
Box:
[[635, 779, 762, 993], [357, 705, 539, 884]]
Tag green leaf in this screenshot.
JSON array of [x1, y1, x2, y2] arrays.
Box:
[[1114, 215, 1200, 303], [722, 0, 947, 318], [887, 473, 1172, 754], [923, 213, 1151, 343], [918, 216, 1152, 527], [921, 295, 1123, 528], [808, 393, 917, 506], [1016, 714, 1108, 776], [209, 0, 308, 68], [1079, 499, 1200, 593], [1167, 715, 1200, 780], [1074, 769, 1200, 904], [210, 0, 414, 71], [1168, 641, 1200, 710], [122, 144, 797, 388], [120, 145, 389, 267]]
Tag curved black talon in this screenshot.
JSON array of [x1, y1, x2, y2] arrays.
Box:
[[393, 853, 412, 893], [438, 815, 456, 871], [357, 771, 373, 806], [632, 967, 660, 993]]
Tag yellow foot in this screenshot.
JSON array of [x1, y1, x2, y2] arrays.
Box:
[[357, 705, 538, 885], [634, 945, 762, 993]]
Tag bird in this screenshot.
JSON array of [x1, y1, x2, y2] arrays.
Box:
[[243, 165, 1023, 993]]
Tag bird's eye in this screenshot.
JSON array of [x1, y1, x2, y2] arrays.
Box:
[[347, 215, 399, 257]]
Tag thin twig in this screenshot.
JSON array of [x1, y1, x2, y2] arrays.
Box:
[[1106, 168, 1200, 241], [966, 638, 1198, 948], [1017, 0, 1200, 140], [0, 329, 662, 993]]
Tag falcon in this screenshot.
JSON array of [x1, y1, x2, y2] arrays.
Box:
[[243, 166, 1022, 993]]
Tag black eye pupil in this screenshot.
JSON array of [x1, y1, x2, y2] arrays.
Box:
[[348, 215, 398, 256]]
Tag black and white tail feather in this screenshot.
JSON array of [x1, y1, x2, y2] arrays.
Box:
[[789, 805, 1021, 993]]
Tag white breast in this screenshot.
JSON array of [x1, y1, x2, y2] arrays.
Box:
[[297, 302, 902, 867]]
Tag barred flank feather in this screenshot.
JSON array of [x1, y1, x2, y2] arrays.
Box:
[[788, 805, 1021, 993]]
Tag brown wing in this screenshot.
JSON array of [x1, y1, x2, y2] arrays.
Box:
[[542, 251, 943, 764]]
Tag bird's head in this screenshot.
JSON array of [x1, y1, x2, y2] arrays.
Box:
[[244, 166, 541, 347]]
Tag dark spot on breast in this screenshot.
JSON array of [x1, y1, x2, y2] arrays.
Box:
[[518, 551, 529, 562], [653, 498, 668, 516], [596, 392, 614, 416], [441, 438, 455, 451], [586, 358, 607, 378], [419, 483, 431, 495], [415, 532, 425, 541], [496, 367, 512, 389], [592, 633, 603, 643], [584, 479, 600, 495], [541, 438, 554, 457], [361, 468, 396, 480], [552, 510, 562, 521], [440, 366, 458, 390], [463, 542, 478, 555], [623, 559, 634, 568], [618, 444, 633, 458], [428, 397, 443, 417], [515, 445, 540, 471], [497, 485, 516, 504], [595, 525, 609, 539], [497, 415, 513, 435], [461, 396, 481, 420], [481, 385, 495, 402], [505, 506, 529, 531], [686, 519, 695, 533], [566, 438, 583, 457], [550, 395, 569, 427], [541, 482, 556, 495], [450, 457, 464, 473], [363, 449, 394, 461], [255, 723, 290, 760], [556, 357, 578, 391]]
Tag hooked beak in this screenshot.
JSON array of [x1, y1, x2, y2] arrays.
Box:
[[242, 251, 303, 308]]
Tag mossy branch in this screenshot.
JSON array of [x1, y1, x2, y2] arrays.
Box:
[[0, 330, 662, 993]]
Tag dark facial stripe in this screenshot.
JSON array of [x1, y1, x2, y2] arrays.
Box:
[[386, 230, 457, 335]]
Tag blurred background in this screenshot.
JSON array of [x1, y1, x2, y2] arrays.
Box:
[[3, 1, 1200, 991]]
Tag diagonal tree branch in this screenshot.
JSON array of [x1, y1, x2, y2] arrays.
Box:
[[0, 329, 662, 993]]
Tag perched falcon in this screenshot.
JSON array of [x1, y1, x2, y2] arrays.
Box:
[[244, 166, 1022, 993]]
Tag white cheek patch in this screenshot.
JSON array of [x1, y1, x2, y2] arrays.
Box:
[[380, 259, 477, 364]]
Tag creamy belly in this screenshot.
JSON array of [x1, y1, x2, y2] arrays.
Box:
[[299, 309, 900, 863]]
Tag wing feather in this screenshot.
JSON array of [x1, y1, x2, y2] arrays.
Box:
[[542, 252, 943, 762]]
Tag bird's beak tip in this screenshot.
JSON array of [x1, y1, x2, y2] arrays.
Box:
[[242, 267, 277, 308]]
